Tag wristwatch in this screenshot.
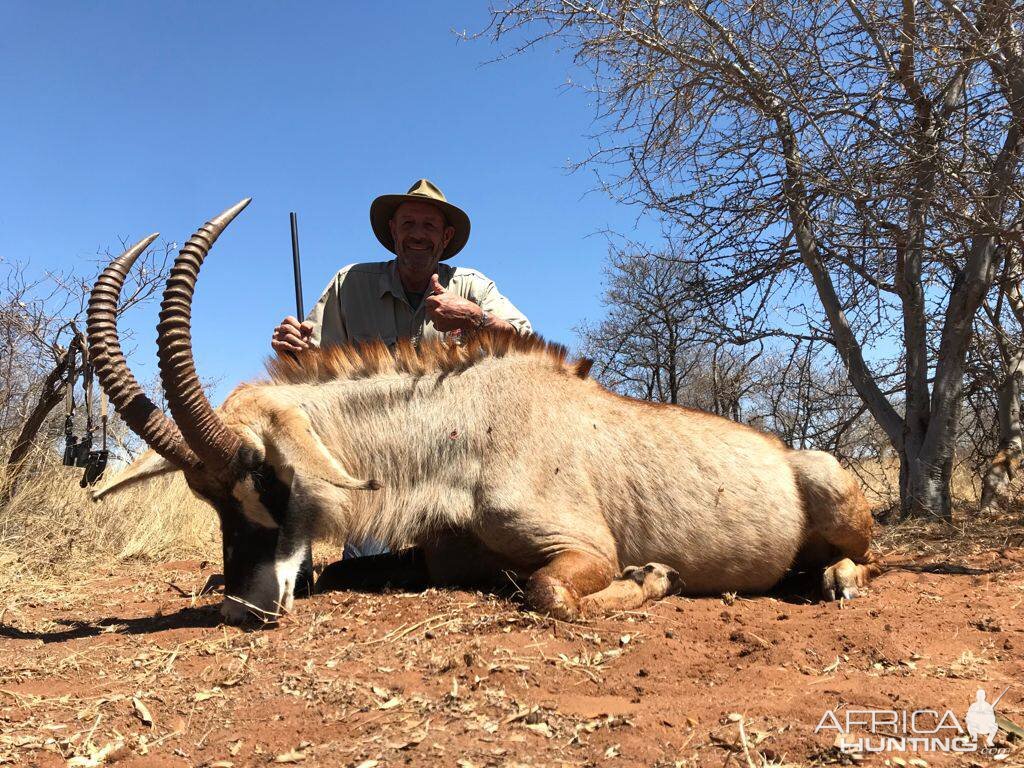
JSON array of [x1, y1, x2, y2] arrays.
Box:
[[474, 308, 490, 330]]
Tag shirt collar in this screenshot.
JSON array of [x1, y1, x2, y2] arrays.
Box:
[[379, 260, 404, 299], [379, 260, 453, 299]]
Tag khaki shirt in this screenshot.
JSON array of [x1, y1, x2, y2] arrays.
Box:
[[305, 260, 532, 348]]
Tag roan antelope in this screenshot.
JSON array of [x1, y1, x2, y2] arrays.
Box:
[[90, 201, 877, 623]]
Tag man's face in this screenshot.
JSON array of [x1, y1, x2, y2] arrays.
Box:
[[389, 201, 454, 286]]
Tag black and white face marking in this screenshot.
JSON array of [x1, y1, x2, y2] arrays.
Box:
[[218, 503, 282, 623], [216, 463, 313, 624], [230, 460, 290, 529]]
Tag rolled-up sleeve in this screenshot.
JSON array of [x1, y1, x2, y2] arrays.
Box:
[[305, 273, 349, 348], [461, 271, 532, 335]]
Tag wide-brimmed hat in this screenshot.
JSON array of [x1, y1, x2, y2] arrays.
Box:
[[370, 179, 471, 261]]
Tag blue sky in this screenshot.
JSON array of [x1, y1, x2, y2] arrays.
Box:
[[0, 2, 659, 401]]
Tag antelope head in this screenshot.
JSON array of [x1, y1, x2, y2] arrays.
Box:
[[87, 201, 374, 623]]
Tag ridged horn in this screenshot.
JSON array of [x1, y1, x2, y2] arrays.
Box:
[[156, 199, 251, 471], [87, 234, 202, 471]]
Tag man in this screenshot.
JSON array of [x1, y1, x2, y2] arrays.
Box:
[[270, 179, 531, 563], [272, 179, 531, 354]]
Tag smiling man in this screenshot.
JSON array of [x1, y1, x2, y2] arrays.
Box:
[[271, 179, 531, 354], [270, 179, 531, 563]]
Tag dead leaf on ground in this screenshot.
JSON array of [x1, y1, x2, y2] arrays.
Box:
[[523, 721, 554, 738], [131, 696, 153, 727], [66, 739, 128, 767]]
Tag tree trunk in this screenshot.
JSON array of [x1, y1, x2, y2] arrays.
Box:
[[4, 366, 67, 492], [980, 362, 1023, 511], [773, 113, 905, 449], [900, 379, 960, 521], [899, 448, 954, 520], [4, 336, 80, 495]]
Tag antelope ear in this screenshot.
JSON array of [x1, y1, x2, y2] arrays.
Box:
[[261, 406, 378, 492], [91, 449, 179, 501]]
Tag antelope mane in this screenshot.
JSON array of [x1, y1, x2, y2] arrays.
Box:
[[264, 331, 594, 386]]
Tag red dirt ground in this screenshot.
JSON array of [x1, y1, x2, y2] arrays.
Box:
[[1, 519, 1023, 767]]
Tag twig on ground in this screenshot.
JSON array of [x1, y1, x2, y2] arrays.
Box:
[[737, 717, 758, 768], [361, 611, 458, 646]]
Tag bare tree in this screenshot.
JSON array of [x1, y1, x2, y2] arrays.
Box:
[[578, 244, 768, 417], [5, 327, 85, 482], [577, 245, 710, 403], [487, 0, 1024, 519], [964, 239, 1024, 510], [0, 242, 173, 492]]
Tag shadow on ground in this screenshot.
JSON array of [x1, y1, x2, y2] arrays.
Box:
[[0, 603, 224, 643]]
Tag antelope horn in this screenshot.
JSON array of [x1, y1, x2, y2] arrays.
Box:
[[156, 199, 251, 472], [87, 234, 201, 471]]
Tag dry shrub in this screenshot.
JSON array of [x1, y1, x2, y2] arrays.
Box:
[[0, 450, 219, 592]]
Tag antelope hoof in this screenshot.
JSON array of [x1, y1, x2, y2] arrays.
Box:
[[624, 562, 682, 599], [578, 563, 682, 617], [822, 558, 869, 601]]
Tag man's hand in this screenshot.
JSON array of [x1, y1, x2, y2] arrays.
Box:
[[423, 274, 486, 332], [272, 316, 314, 354]]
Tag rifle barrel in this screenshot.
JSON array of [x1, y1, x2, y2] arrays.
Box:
[[290, 212, 305, 320]]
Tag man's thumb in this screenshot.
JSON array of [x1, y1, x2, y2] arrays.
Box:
[[430, 274, 444, 294]]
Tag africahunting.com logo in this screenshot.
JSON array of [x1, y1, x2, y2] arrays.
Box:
[[815, 687, 1011, 757]]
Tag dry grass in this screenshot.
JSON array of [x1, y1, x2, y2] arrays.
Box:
[[845, 455, 1024, 564], [0, 452, 218, 598], [847, 453, 981, 511], [876, 506, 1024, 562], [0, 452, 353, 610]]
